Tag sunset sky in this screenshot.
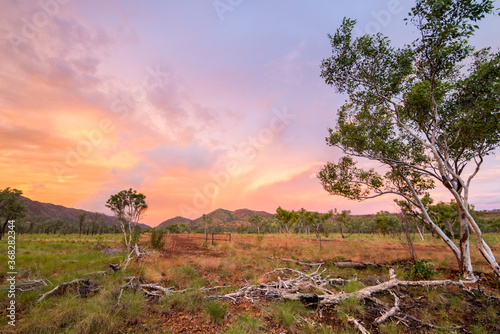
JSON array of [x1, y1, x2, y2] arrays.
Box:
[[1, 1, 499, 227]]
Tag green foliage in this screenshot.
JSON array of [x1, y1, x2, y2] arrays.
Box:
[[78, 213, 87, 237], [408, 259, 437, 280], [249, 214, 264, 233], [0, 187, 26, 238], [131, 225, 141, 246], [373, 211, 401, 236], [275, 206, 296, 233], [150, 228, 165, 250], [318, 0, 500, 277], [106, 188, 147, 249], [428, 201, 459, 238]]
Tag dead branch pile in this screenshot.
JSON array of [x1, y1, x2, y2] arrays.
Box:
[[32, 261, 489, 333]]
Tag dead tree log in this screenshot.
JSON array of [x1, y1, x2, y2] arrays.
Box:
[[37, 279, 99, 302]]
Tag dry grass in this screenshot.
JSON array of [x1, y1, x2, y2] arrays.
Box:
[[6, 232, 499, 333]]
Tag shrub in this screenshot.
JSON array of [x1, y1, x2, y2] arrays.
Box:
[[131, 225, 141, 246], [408, 259, 437, 280], [150, 229, 165, 250]]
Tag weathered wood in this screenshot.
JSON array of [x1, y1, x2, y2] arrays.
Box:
[[346, 315, 371, 334], [374, 291, 400, 324], [38, 279, 99, 302]]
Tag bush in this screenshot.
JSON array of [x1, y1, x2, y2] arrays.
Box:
[[408, 259, 437, 280], [150, 229, 165, 250], [131, 225, 141, 246]]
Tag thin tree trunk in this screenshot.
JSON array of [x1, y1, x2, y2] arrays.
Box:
[[458, 206, 474, 280], [449, 187, 500, 285]]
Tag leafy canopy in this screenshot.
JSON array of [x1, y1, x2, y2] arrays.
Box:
[[319, 0, 499, 204]]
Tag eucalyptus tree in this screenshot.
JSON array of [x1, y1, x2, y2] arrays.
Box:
[[249, 214, 263, 234], [318, 0, 499, 281], [78, 213, 86, 237], [106, 188, 148, 250], [334, 209, 352, 239], [275, 206, 295, 234], [0, 187, 26, 240]]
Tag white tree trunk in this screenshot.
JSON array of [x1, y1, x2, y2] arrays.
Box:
[[458, 207, 475, 280]]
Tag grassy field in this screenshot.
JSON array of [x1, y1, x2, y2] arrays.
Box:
[[1, 233, 500, 333]]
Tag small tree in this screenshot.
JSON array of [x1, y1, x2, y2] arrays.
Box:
[[202, 214, 212, 234], [275, 206, 295, 234], [106, 188, 148, 250], [374, 211, 401, 236], [249, 214, 263, 234], [78, 213, 87, 237], [0, 187, 26, 240], [335, 209, 352, 239]]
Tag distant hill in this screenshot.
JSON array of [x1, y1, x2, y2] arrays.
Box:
[[158, 216, 194, 227], [158, 208, 275, 228], [22, 196, 151, 228]]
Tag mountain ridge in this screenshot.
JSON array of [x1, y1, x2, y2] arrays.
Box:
[[158, 208, 275, 228], [22, 196, 151, 228]]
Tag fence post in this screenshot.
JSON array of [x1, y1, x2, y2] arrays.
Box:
[[212, 232, 214, 245], [229, 233, 231, 241], [206, 233, 208, 244]]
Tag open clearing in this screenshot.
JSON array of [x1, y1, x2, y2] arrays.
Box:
[[1, 233, 500, 333]]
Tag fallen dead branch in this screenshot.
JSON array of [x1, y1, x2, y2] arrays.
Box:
[[374, 291, 399, 324], [271, 256, 380, 269], [319, 270, 477, 305], [37, 279, 99, 302], [346, 314, 371, 334], [0, 278, 50, 292]]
